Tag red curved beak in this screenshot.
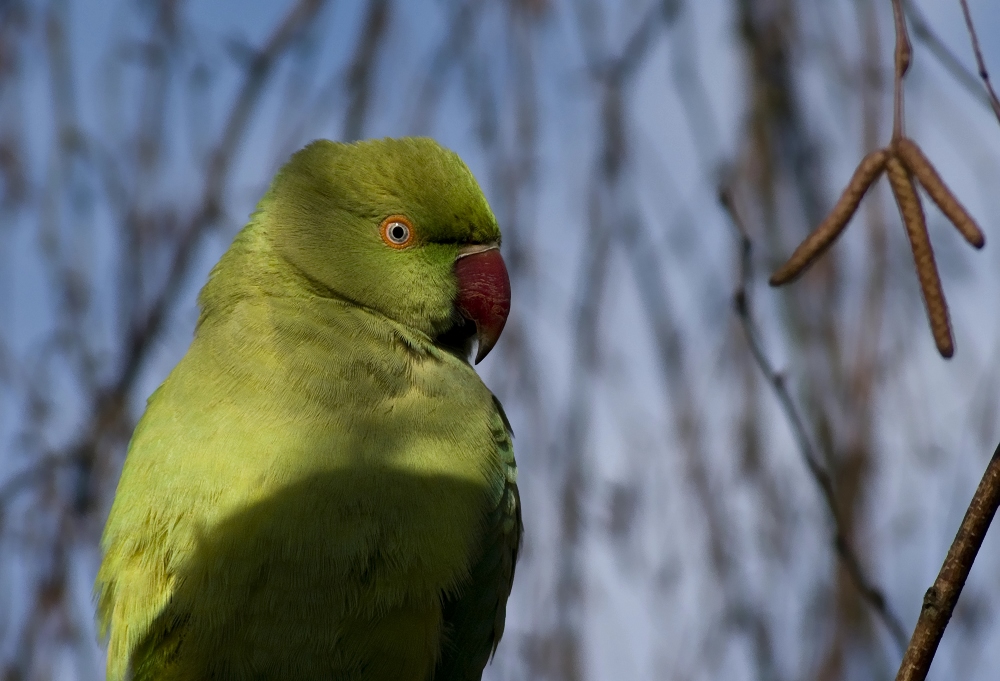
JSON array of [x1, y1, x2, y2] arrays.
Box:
[[454, 244, 511, 364]]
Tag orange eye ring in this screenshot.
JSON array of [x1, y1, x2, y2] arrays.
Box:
[[379, 215, 415, 249]]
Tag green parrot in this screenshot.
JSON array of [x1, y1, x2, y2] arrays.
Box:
[[95, 137, 521, 681]]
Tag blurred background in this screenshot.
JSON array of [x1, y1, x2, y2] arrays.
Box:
[[2, 0, 1000, 679]]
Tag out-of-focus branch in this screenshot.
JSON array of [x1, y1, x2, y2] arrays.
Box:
[[208, 0, 326, 198], [121, 0, 328, 397], [546, 86, 617, 681], [593, 0, 671, 82], [0, 452, 71, 506], [625, 208, 781, 680], [410, 0, 479, 134], [957, 0, 1000, 126], [0, 0, 327, 508], [534, 11, 675, 677], [668, 6, 720, 172], [342, 0, 391, 142], [720, 188, 909, 652], [895, 443, 1000, 681]]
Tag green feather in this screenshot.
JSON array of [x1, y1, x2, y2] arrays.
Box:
[[95, 138, 520, 681]]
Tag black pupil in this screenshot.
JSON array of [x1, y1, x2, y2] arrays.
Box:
[[390, 224, 407, 241]]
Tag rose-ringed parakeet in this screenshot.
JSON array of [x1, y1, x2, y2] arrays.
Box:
[[95, 138, 521, 681]]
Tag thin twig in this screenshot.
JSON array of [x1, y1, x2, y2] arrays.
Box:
[[890, 0, 911, 140], [895, 443, 1000, 681], [958, 0, 1000, 125], [721, 188, 909, 652], [904, 2, 996, 114]]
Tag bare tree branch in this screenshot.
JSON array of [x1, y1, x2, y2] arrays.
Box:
[[895, 442, 1000, 681], [720, 188, 909, 652]]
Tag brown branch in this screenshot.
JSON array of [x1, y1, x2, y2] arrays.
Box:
[[958, 0, 1000, 126], [890, 0, 911, 140], [721, 188, 909, 653], [895, 443, 1000, 681]]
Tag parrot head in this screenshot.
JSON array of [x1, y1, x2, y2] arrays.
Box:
[[263, 137, 510, 363]]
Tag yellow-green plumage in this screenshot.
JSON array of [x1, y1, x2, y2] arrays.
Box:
[[96, 138, 521, 680]]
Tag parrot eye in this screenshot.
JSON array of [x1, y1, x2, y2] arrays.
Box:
[[380, 215, 414, 249]]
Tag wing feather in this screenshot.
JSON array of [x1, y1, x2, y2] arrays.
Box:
[[433, 397, 522, 681]]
